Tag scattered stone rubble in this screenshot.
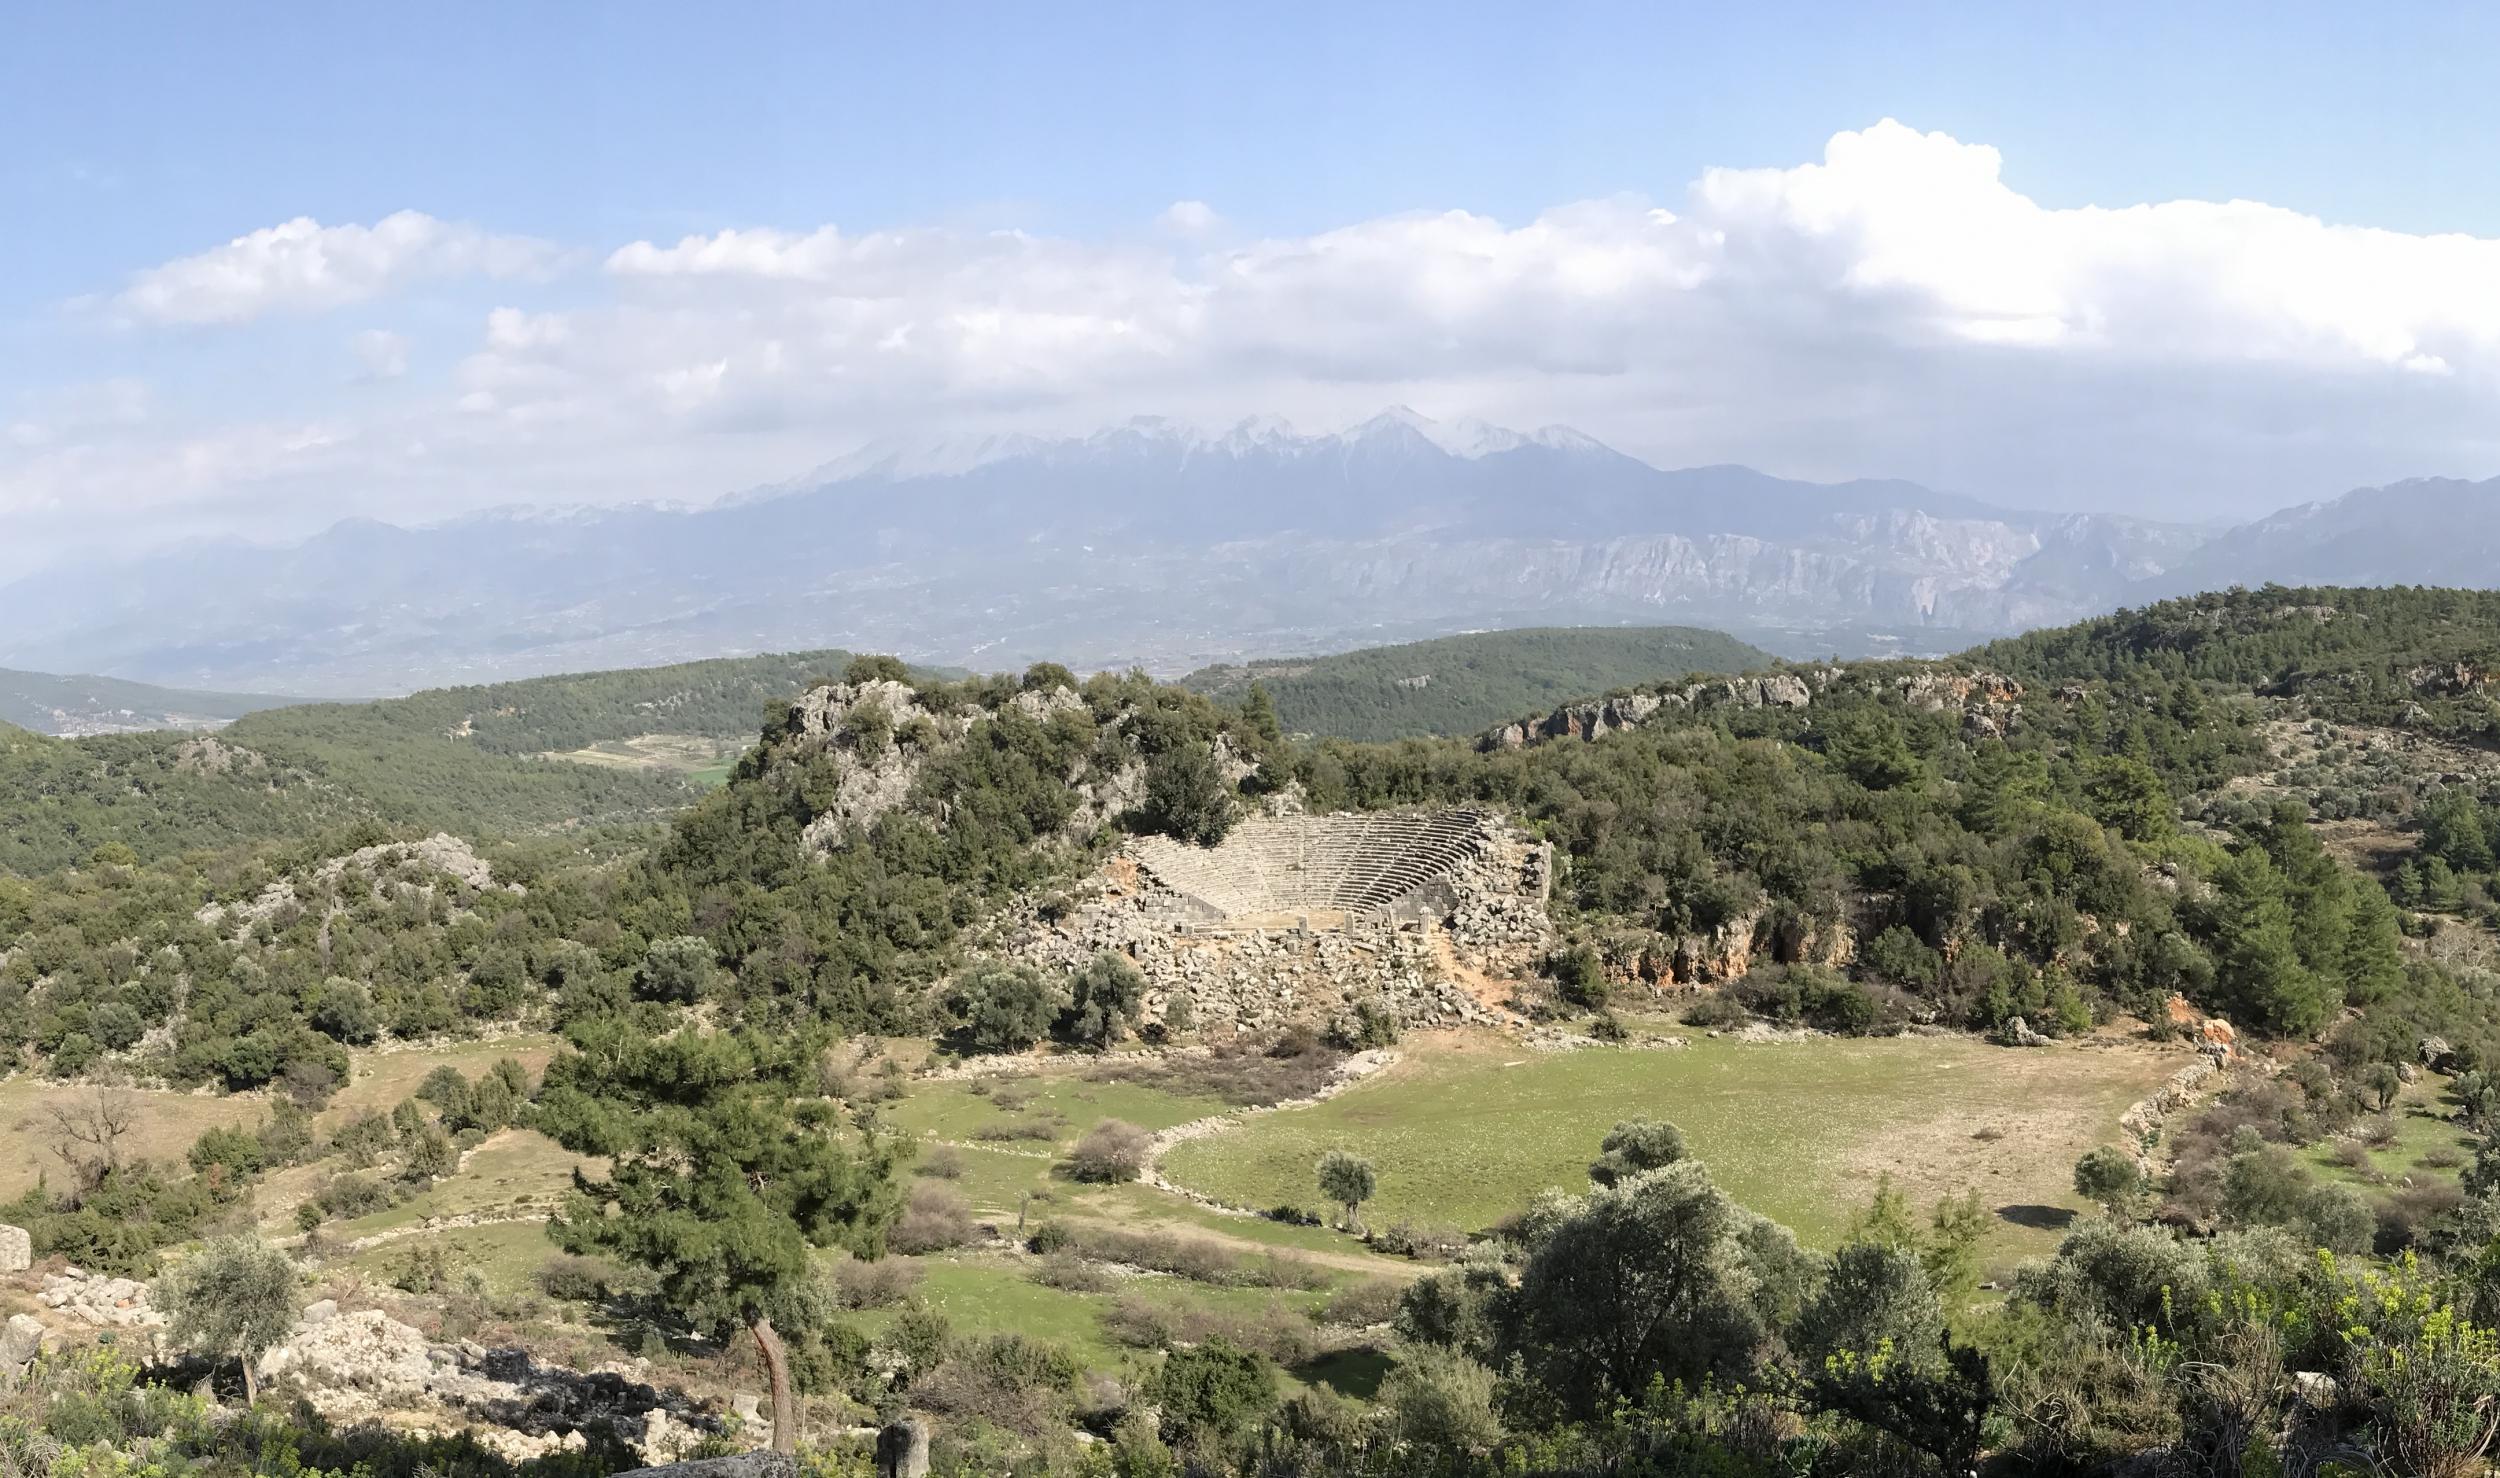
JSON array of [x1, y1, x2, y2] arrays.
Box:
[[255, 1306, 718, 1461], [38, 1268, 168, 1341]]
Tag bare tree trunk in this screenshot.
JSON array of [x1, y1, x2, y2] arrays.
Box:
[[751, 1315, 796, 1455], [241, 1352, 258, 1406]]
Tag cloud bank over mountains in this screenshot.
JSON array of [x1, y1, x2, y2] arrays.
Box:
[[7, 120, 2498, 571]]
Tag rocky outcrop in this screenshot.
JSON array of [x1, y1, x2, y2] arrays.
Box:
[[1893, 670, 2024, 738], [2408, 662, 2498, 696], [198, 833, 518, 933], [1486, 665, 2028, 750], [1485, 672, 1822, 749], [788, 678, 1157, 858], [256, 1308, 717, 1459], [790, 679, 977, 852]]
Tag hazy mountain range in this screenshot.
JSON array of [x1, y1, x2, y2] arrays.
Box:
[[1, 407, 2490, 697]]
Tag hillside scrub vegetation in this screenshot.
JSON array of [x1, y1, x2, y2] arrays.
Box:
[[19, 589, 2500, 1471]]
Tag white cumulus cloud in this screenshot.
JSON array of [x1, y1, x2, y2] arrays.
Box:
[[116, 210, 558, 326], [19, 120, 2500, 560]]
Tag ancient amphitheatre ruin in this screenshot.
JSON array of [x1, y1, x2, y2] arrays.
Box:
[[1128, 808, 1512, 932]]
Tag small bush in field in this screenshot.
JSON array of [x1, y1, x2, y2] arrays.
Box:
[[1066, 1119, 1152, 1183]]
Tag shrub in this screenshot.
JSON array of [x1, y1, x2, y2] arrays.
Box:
[[1064, 952, 1147, 1048], [916, 1145, 965, 1180], [1154, 1337, 1276, 1442], [948, 962, 1066, 1055], [1681, 993, 1751, 1029], [536, 1253, 619, 1303], [1029, 1252, 1111, 1293], [1369, 1221, 1466, 1261], [1316, 1278, 1404, 1328], [313, 1172, 397, 1220], [1327, 999, 1400, 1050], [890, 1182, 977, 1254], [1546, 944, 1610, 1008], [1027, 1221, 1075, 1255], [1380, 1346, 1504, 1457], [833, 1254, 924, 1310], [917, 1333, 1083, 1437], [1066, 1119, 1152, 1184]]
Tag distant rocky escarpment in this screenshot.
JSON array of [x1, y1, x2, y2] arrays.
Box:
[[1483, 664, 2028, 749]]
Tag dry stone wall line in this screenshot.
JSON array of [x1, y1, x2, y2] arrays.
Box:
[[1136, 1048, 1399, 1218]]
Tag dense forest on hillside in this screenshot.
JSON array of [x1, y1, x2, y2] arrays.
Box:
[[1978, 584, 2500, 743], [0, 648, 976, 874], [1180, 625, 1772, 740]]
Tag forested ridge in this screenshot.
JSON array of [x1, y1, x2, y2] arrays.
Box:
[[0, 648, 967, 875], [242, 646, 920, 757], [1179, 624, 1773, 740]]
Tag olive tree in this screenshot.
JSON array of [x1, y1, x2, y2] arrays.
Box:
[[160, 1234, 298, 1405], [2073, 1144, 2147, 1215], [1589, 1118, 1688, 1186], [1499, 1160, 1776, 1417], [1316, 1150, 1376, 1233]]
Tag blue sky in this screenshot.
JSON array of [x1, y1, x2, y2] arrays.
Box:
[[6, 1, 2500, 568]]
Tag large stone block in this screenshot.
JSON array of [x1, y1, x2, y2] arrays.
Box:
[[0, 1224, 29, 1274], [2, 1313, 45, 1367]]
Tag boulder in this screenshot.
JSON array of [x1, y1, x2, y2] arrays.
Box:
[[302, 1298, 339, 1326], [877, 1417, 931, 1478], [0, 1224, 29, 1274], [2, 1313, 47, 1367]]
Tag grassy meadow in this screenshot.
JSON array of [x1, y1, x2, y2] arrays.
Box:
[[1158, 1029, 2185, 1270]]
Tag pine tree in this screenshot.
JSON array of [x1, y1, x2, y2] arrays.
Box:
[[2206, 846, 2335, 1036], [538, 1023, 905, 1453]]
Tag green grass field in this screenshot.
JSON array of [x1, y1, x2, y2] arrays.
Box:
[[1159, 1031, 2183, 1269], [883, 1072, 1231, 1145], [2302, 1076, 2473, 1192]]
